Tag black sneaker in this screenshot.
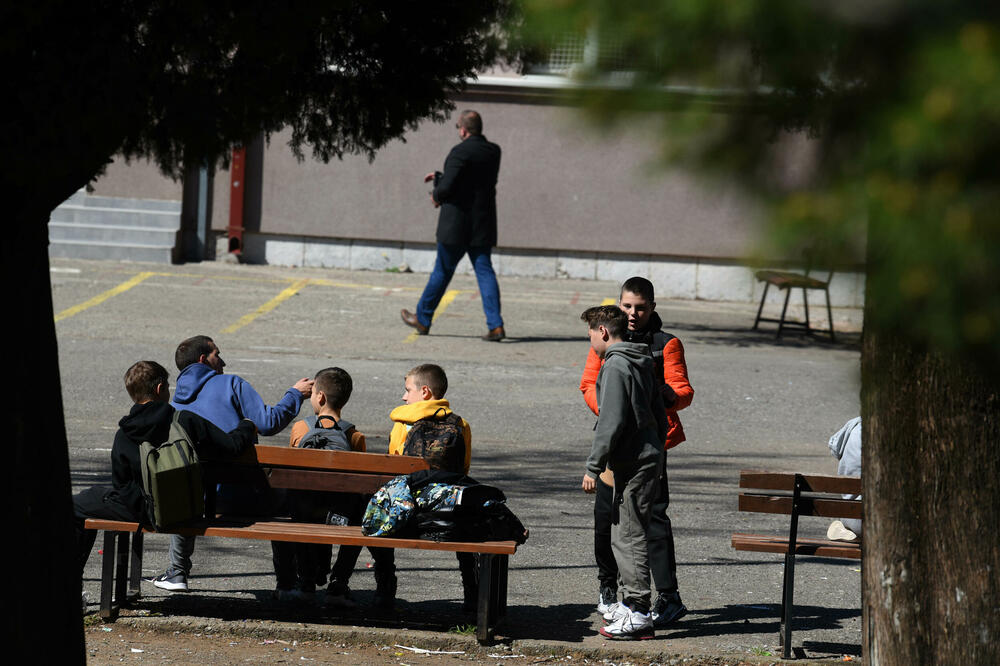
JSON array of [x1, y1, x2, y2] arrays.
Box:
[[597, 585, 617, 614], [324, 581, 357, 609], [374, 572, 397, 609], [150, 568, 188, 592], [650, 593, 687, 627]]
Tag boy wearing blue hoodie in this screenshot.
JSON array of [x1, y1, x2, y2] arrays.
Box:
[[150, 335, 313, 593]]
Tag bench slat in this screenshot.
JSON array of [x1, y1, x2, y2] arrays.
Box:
[[739, 470, 861, 495], [738, 493, 863, 519], [732, 533, 861, 559], [245, 446, 430, 475], [83, 518, 518, 555], [265, 468, 398, 494]]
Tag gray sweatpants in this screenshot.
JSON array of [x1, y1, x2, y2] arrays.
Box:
[[611, 454, 662, 615]]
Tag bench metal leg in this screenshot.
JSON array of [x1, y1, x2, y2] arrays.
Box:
[[801, 287, 812, 335], [753, 282, 770, 330], [780, 550, 796, 659], [824, 288, 836, 342], [128, 530, 144, 602], [99, 531, 119, 620], [475, 554, 509, 644], [777, 289, 792, 338]]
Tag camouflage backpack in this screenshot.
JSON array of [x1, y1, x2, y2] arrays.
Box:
[[402, 408, 465, 474]]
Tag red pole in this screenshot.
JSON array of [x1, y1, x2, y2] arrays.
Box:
[[227, 147, 246, 255]]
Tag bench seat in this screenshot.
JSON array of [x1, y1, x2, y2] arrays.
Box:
[[84, 518, 518, 554], [731, 533, 861, 559]]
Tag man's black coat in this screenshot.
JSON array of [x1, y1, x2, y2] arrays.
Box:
[[432, 134, 501, 248]]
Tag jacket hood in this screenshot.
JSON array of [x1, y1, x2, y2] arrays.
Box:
[[172, 362, 219, 405], [389, 399, 453, 424], [828, 416, 862, 459], [604, 341, 657, 370], [118, 400, 174, 444]]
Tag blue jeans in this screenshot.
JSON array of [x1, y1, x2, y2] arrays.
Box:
[[416, 243, 503, 330]]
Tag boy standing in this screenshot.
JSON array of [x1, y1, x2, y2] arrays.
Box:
[[73, 361, 257, 585], [384, 364, 476, 611], [580, 306, 667, 640], [286, 367, 368, 605], [579, 277, 693, 626]]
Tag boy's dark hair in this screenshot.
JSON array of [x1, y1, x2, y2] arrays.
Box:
[[314, 367, 353, 410], [175, 335, 215, 371], [124, 360, 169, 402], [620, 276, 655, 302], [581, 305, 628, 339], [408, 363, 448, 399]]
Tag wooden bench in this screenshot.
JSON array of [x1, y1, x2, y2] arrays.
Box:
[[83, 445, 520, 643], [753, 267, 836, 341], [731, 470, 861, 659]]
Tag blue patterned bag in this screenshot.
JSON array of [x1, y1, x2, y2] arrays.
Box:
[[361, 475, 416, 537]]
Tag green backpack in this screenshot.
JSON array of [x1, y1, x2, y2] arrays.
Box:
[[140, 412, 204, 530]]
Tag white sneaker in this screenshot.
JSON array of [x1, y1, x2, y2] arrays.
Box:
[[599, 607, 654, 640], [827, 520, 858, 542], [597, 586, 617, 614], [602, 601, 629, 623]]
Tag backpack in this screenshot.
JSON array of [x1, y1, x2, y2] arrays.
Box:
[[402, 408, 465, 473], [297, 415, 354, 451], [140, 411, 204, 530], [410, 480, 529, 544]]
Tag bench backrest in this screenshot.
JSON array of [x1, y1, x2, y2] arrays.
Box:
[[202, 445, 430, 515], [738, 470, 862, 521]]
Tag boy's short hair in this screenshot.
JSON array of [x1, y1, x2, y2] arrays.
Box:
[[124, 361, 169, 403], [620, 276, 655, 302], [314, 367, 353, 410], [581, 305, 628, 339], [175, 335, 215, 371], [408, 363, 448, 399]]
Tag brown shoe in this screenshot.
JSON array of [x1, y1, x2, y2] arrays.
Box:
[[482, 326, 505, 341], [400, 309, 429, 335]]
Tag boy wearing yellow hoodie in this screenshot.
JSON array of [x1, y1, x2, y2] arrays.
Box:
[[384, 364, 477, 611]]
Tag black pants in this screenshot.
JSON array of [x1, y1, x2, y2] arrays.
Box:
[[594, 466, 679, 596], [73, 486, 143, 575]]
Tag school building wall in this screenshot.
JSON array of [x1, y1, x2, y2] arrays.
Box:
[[88, 82, 865, 308]]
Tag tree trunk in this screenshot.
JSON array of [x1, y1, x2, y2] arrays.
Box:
[[862, 321, 1000, 663], [9, 200, 85, 662]]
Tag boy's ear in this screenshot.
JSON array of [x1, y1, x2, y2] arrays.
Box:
[[420, 384, 434, 401], [154, 382, 170, 402], [315, 390, 327, 406]]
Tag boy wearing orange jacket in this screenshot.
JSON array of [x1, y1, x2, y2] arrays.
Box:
[[579, 277, 694, 627]]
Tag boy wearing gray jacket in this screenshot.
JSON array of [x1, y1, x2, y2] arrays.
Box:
[[580, 305, 668, 640]]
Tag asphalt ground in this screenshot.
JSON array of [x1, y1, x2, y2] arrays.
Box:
[[54, 257, 864, 663]]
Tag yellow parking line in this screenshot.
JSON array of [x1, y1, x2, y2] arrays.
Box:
[[54, 272, 156, 322], [601, 297, 616, 306], [220, 278, 311, 334], [404, 290, 461, 343]]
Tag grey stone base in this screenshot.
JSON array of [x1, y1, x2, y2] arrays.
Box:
[[222, 233, 865, 308]]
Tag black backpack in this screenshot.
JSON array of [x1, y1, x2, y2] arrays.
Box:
[[402, 408, 465, 473], [298, 415, 354, 451]]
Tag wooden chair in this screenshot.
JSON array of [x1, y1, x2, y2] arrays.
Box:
[[753, 265, 835, 341]]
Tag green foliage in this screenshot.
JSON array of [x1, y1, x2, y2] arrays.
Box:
[[449, 623, 476, 635], [520, 2, 1000, 367], [0, 0, 516, 201]]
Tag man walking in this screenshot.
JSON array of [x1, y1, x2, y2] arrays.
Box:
[[401, 109, 505, 341]]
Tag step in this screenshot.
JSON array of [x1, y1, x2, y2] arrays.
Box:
[[48, 239, 175, 263], [80, 195, 181, 213], [50, 205, 181, 230], [48, 221, 178, 246]]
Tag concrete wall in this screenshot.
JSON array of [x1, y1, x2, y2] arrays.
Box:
[[206, 101, 767, 261], [91, 157, 183, 201]]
